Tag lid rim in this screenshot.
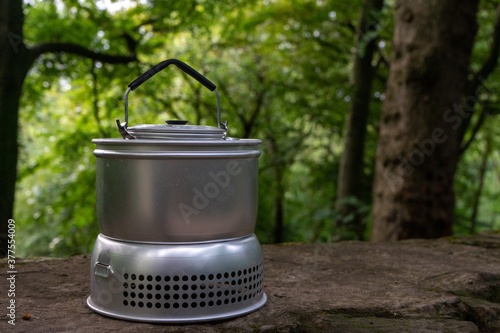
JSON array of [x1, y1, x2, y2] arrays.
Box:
[[126, 123, 226, 140], [92, 138, 262, 145]]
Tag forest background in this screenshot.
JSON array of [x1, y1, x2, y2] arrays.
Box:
[[1, 0, 499, 257]]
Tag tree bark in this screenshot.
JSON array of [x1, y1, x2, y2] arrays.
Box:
[[0, 2, 136, 257], [336, 0, 384, 239], [371, 0, 479, 241], [273, 164, 285, 244], [0, 0, 29, 257], [267, 132, 285, 244]]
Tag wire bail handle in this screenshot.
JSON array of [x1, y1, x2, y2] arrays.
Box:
[[117, 59, 226, 139]]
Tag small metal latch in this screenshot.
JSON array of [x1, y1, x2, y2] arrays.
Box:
[[116, 119, 135, 140], [219, 120, 228, 131], [94, 262, 112, 278]]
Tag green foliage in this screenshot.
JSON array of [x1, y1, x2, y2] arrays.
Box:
[[454, 118, 500, 235], [14, 0, 500, 257]]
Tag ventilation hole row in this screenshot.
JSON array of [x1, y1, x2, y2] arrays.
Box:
[[123, 274, 262, 291], [122, 288, 263, 309], [123, 280, 263, 300], [122, 264, 263, 283]]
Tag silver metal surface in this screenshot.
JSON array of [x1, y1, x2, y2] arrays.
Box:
[[124, 123, 226, 140], [90, 58, 267, 323], [93, 138, 261, 243], [87, 234, 267, 323]]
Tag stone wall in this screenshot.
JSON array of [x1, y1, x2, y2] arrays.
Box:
[[1, 234, 500, 332]]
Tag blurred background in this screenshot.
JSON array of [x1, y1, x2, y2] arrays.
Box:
[[1, 0, 499, 257]]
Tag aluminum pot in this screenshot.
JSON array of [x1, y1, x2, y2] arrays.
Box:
[[93, 59, 261, 243]]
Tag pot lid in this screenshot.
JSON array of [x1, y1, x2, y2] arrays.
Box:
[[116, 59, 228, 141], [121, 121, 227, 140]]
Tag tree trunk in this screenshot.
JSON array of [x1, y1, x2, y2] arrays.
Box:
[[273, 162, 285, 244], [371, 0, 479, 241], [336, 0, 384, 239], [0, 2, 136, 257], [267, 133, 285, 244], [470, 134, 491, 234], [0, 0, 30, 257]]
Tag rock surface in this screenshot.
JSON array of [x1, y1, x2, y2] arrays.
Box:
[[2, 234, 500, 332]]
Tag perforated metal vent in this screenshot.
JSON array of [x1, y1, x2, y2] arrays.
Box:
[[121, 263, 264, 310]]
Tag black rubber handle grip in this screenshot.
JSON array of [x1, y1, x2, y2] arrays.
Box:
[[128, 59, 216, 91]]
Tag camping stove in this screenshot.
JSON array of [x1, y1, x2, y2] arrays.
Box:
[[87, 235, 266, 323], [87, 59, 267, 322]]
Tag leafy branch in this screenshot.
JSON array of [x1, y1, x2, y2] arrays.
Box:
[[458, 2, 500, 151], [30, 42, 136, 64]]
